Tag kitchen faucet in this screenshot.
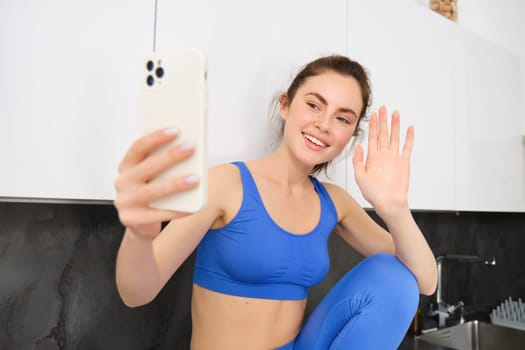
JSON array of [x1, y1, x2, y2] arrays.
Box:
[[428, 254, 496, 328]]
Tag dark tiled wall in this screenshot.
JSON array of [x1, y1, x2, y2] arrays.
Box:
[[0, 203, 194, 350], [1, 203, 524, 349], [368, 211, 525, 329]]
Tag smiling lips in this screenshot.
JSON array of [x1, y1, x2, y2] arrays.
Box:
[[303, 133, 328, 148]]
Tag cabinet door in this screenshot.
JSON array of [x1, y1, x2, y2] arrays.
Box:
[[454, 26, 524, 212], [0, 1, 153, 201], [346, 0, 456, 210], [155, 0, 348, 187]]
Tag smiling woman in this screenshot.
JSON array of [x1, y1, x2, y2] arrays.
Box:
[[271, 56, 372, 176], [114, 54, 437, 350]]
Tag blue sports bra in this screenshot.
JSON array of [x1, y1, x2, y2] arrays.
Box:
[[193, 162, 339, 300]]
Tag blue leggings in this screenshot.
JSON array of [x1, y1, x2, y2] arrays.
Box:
[[276, 253, 419, 350]]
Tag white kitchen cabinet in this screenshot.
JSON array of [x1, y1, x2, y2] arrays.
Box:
[[346, 0, 457, 210], [0, 0, 153, 201], [346, 0, 523, 212], [2, 0, 521, 210], [454, 26, 524, 212], [155, 0, 348, 187], [0, 0, 347, 202]]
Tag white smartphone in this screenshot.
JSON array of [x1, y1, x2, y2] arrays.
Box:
[[140, 49, 208, 212]]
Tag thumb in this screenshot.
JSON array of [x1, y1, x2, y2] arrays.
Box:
[[352, 143, 365, 179]]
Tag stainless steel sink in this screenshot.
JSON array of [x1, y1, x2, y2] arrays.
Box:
[[416, 320, 525, 350]]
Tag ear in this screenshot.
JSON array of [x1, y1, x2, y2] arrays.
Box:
[[279, 94, 289, 120]]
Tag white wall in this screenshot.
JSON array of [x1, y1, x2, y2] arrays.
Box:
[[412, 0, 525, 132]]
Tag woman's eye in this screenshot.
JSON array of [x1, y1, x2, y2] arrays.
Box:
[[337, 116, 352, 124], [307, 102, 320, 111]]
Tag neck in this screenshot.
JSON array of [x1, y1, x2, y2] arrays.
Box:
[[255, 144, 314, 188]]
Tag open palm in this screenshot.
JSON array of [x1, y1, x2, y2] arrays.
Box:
[[352, 106, 414, 218]]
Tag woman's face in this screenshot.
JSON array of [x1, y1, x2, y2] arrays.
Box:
[[280, 71, 363, 168]]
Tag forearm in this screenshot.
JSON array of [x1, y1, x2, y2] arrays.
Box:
[[115, 228, 162, 307], [380, 208, 437, 296]]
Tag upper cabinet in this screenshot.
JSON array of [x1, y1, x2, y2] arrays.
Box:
[[1, 0, 522, 211], [155, 0, 348, 187], [454, 26, 525, 212], [0, 0, 347, 202], [0, 0, 153, 201], [346, 0, 456, 210], [346, 0, 523, 212]]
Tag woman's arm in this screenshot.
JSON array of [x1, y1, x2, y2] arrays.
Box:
[[115, 165, 232, 307], [374, 207, 437, 296], [333, 106, 437, 296], [328, 186, 394, 258], [330, 187, 437, 296], [115, 201, 220, 307], [113, 128, 232, 307]]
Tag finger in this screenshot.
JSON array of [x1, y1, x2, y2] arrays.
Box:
[[142, 173, 200, 203], [130, 142, 195, 182], [118, 207, 191, 228], [390, 110, 401, 153], [352, 143, 365, 180], [378, 105, 389, 149], [367, 112, 378, 153], [402, 125, 415, 159], [119, 127, 179, 173], [115, 174, 200, 207]]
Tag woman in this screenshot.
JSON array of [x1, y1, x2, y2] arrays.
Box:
[[114, 55, 437, 349]]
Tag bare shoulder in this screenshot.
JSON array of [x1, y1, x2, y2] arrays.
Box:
[[206, 163, 243, 225], [320, 181, 356, 206], [207, 163, 242, 193], [320, 181, 362, 222]]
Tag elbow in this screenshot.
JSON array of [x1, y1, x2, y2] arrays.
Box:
[[121, 297, 153, 308], [120, 298, 141, 308], [116, 281, 157, 308], [417, 270, 438, 296], [417, 257, 438, 296], [419, 281, 437, 296], [118, 292, 156, 308]]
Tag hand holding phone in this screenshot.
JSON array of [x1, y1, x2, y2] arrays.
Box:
[[114, 128, 200, 240]]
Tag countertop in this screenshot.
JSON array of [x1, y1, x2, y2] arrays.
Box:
[[398, 335, 455, 350], [398, 310, 494, 349]]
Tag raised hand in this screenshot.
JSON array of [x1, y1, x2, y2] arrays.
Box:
[[352, 106, 414, 219], [113, 128, 200, 240]]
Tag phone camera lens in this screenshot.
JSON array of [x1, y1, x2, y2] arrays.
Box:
[[146, 75, 154, 86], [155, 67, 164, 78], [146, 60, 154, 71]]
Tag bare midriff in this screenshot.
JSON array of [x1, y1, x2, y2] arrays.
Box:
[[190, 284, 307, 350]]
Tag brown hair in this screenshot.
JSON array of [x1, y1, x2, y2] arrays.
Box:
[[271, 54, 372, 176]]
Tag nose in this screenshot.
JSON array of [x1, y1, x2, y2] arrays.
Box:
[[314, 113, 330, 132]]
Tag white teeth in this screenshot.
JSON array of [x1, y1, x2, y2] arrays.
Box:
[[304, 134, 327, 147]]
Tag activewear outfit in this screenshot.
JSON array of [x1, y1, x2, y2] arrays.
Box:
[[194, 162, 418, 349]]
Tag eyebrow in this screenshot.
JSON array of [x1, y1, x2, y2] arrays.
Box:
[[305, 92, 358, 118]]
